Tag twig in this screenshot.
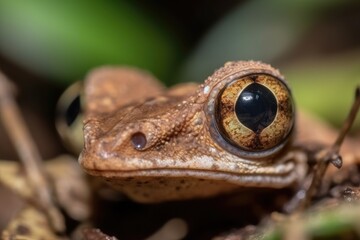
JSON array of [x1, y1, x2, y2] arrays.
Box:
[[0, 70, 65, 233], [296, 86, 360, 211]]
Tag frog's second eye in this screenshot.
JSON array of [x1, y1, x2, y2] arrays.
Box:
[[215, 74, 294, 156], [56, 81, 84, 154], [65, 94, 81, 127]]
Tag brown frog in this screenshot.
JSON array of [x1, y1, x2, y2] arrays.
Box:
[[78, 61, 310, 203]]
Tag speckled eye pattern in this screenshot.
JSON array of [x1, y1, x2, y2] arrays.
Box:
[[216, 74, 294, 152]]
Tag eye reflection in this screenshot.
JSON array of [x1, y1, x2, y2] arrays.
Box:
[[241, 94, 253, 102]]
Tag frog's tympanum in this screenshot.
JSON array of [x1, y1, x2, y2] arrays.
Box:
[[79, 61, 308, 203]]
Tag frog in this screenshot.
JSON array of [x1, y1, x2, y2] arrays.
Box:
[[78, 61, 313, 203], [1, 61, 359, 239]]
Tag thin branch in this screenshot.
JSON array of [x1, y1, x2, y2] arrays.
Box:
[[0, 70, 65, 233], [297, 86, 360, 211]]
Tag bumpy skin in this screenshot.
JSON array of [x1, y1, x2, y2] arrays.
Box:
[[79, 61, 307, 203]]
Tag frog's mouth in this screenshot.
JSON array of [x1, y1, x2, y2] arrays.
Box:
[[79, 150, 307, 189], [86, 168, 300, 188]]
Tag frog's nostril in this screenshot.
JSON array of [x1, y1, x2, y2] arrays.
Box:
[[131, 132, 147, 150]]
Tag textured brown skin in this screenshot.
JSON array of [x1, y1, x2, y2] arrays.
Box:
[[79, 61, 308, 203]]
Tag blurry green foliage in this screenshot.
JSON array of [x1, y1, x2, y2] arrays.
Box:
[[0, 1, 179, 84], [178, 0, 343, 82], [283, 52, 360, 129], [263, 203, 360, 240], [0, 0, 358, 127]]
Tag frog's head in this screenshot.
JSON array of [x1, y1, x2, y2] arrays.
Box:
[[73, 62, 306, 203]]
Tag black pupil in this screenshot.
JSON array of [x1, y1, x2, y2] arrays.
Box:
[[65, 95, 81, 126], [235, 83, 277, 132]]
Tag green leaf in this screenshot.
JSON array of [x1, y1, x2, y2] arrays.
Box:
[[0, 1, 179, 84]]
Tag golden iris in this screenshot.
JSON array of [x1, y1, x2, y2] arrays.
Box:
[[216, 74, 294, 151]]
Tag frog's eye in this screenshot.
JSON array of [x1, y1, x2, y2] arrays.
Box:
[[214, 74, 294, 157], [56, 81, 84, 154]]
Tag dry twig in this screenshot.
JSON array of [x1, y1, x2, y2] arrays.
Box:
[[0, 70, 65, 233]]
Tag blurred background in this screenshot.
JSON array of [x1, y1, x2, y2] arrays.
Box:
[[0, 1, 359, 238], [0, 0, 359, 159]]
